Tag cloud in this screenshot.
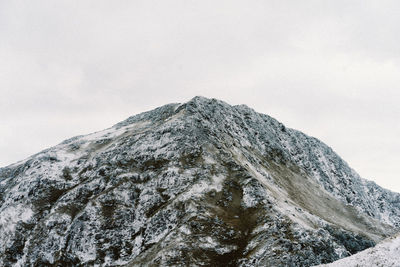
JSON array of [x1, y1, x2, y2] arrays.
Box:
[[1, 0, 399, 192]]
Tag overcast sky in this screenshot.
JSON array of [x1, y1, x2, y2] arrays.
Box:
[[1, 0, 399, 192]]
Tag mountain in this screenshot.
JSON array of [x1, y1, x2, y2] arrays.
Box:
[[317, 233, 400, 267], [0, 96, 399, 266]]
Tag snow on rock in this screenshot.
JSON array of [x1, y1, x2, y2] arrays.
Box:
[[316, 233, 400, 267], [0, 96, 399, 266]]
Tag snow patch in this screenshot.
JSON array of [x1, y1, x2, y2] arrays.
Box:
[[316, 234, 400, 267], [0, 204, 33, 235]]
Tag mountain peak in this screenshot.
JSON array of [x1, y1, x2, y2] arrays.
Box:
[[187, 95, 211, 103]]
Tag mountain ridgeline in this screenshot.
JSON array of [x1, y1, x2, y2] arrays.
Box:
[[0, 96, 399, 266]]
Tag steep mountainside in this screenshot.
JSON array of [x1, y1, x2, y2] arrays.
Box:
[[1, 96, 399, 266], [317, 233, 400, 267]]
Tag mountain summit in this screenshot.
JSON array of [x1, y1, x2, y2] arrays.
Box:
[[1, 96, 399, 266]]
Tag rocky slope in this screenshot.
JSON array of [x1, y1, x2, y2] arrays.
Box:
[[0, 96, 399, 266], [317, 233, 400, 267]]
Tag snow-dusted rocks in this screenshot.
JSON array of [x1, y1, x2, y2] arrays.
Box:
[[0, 96, 399, 266], [316, 233, 400, 267]]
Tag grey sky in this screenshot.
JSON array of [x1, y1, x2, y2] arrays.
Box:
[[1, 1, 399, 192]]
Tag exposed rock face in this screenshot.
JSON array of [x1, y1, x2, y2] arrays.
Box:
[[0, 96, 399, 266]]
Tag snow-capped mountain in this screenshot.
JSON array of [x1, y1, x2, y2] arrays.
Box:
[[316, 233, 400, 267], [0, 96, 399, 266]]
